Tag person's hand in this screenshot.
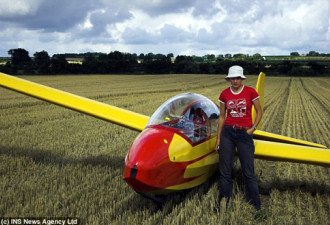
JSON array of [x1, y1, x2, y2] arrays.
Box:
[[215, 140, 220, 152], [246, 127, 255, 135]]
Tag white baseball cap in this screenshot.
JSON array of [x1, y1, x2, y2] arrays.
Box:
[[225, 65, 246, 79]]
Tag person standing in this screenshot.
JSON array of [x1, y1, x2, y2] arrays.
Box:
[[215, 65, 262, 210]]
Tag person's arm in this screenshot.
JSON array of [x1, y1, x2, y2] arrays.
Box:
[[247, 98, 262, 135], [215, 103, 226, 151]]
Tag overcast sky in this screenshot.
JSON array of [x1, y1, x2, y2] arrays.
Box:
[[0, 0, 329, 57]]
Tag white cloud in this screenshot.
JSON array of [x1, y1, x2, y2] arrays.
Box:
[[0, 0, 42, 17], [0, 0, 329, 56]]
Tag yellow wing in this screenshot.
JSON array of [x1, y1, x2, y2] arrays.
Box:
[[251, 72, 329, 167], [252, 72, 265, 129], [0, 72, 149, 131], [254, 140, 330, 167], [1, 72, 329, 166], [254, 130, 326, 149]]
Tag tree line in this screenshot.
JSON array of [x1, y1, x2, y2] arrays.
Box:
[[0, 48, 329, 76]]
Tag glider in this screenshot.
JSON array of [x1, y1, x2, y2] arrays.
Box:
[[0, 72, 329, 200]]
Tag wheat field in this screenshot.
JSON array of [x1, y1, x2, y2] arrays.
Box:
[[0, 74, 329, 224]]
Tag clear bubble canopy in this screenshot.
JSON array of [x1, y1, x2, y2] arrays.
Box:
[[146, 93, 220, 143]]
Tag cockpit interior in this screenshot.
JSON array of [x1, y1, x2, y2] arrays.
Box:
[[146, 93, 220, 144]]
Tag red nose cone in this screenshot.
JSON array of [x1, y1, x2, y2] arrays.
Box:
[[123, 127, 174, 192], [123, 125, 211, 194]]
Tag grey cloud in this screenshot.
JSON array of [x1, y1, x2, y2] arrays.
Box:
[[0, 0, 329, 56], [193, 24, 231, 53], [131, 0, 194, 16], [219, 0, 260, 15], [0, 0, 99, 32], [91, 8, 132, 26], [121, 24, 193, 46], [122, 27, 158, 45], [218, 0, 277, 23], [191, 0, 225, 18], [87, 8, 133, 36], [159, 24, 193, 43], [0, 0, 42, 18]]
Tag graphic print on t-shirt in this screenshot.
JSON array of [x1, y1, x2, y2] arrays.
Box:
[[227, 98, 246, 117]]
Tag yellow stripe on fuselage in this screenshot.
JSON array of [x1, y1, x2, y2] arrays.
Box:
[[166, 134, 218, 191], [169, 134, 216, 162]]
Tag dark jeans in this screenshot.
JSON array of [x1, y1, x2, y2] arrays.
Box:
[[219, 126, 261, 210]]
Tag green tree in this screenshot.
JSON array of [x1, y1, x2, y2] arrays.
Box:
[[204, 54, 216, 62], [290, 52, 300, 56], [308, 62, 324, 75], [143, 54, 172, 74], [233, 53, 248, 59], [216, 54, 224, 61], [199, 62, 215, 74], [8, 48, 31, 66], [225, 53, 232, 59], [307, 51, 319, 56], [82, 53, 105, 73], [174, 55, 199, 74], [278, 60, 293, 75], [50, 54, 69, 74], [108, 51, 137, 73], [252, 53, 262, 60], [138, 53, 145, 61], [192, 55, 204, 63], [167, 53, 174, 59], [144, 53, 155, 62], [34, 50, 50, 74], [8, 48, 33, 74], [108, 51, 124, 72]]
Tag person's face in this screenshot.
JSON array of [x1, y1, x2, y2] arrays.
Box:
[[229, 77, 243, 88]]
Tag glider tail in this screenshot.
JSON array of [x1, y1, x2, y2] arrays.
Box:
[[252, 72, 266, 130]]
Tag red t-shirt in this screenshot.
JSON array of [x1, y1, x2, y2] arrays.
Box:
[[219, 85, 259, 127]]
